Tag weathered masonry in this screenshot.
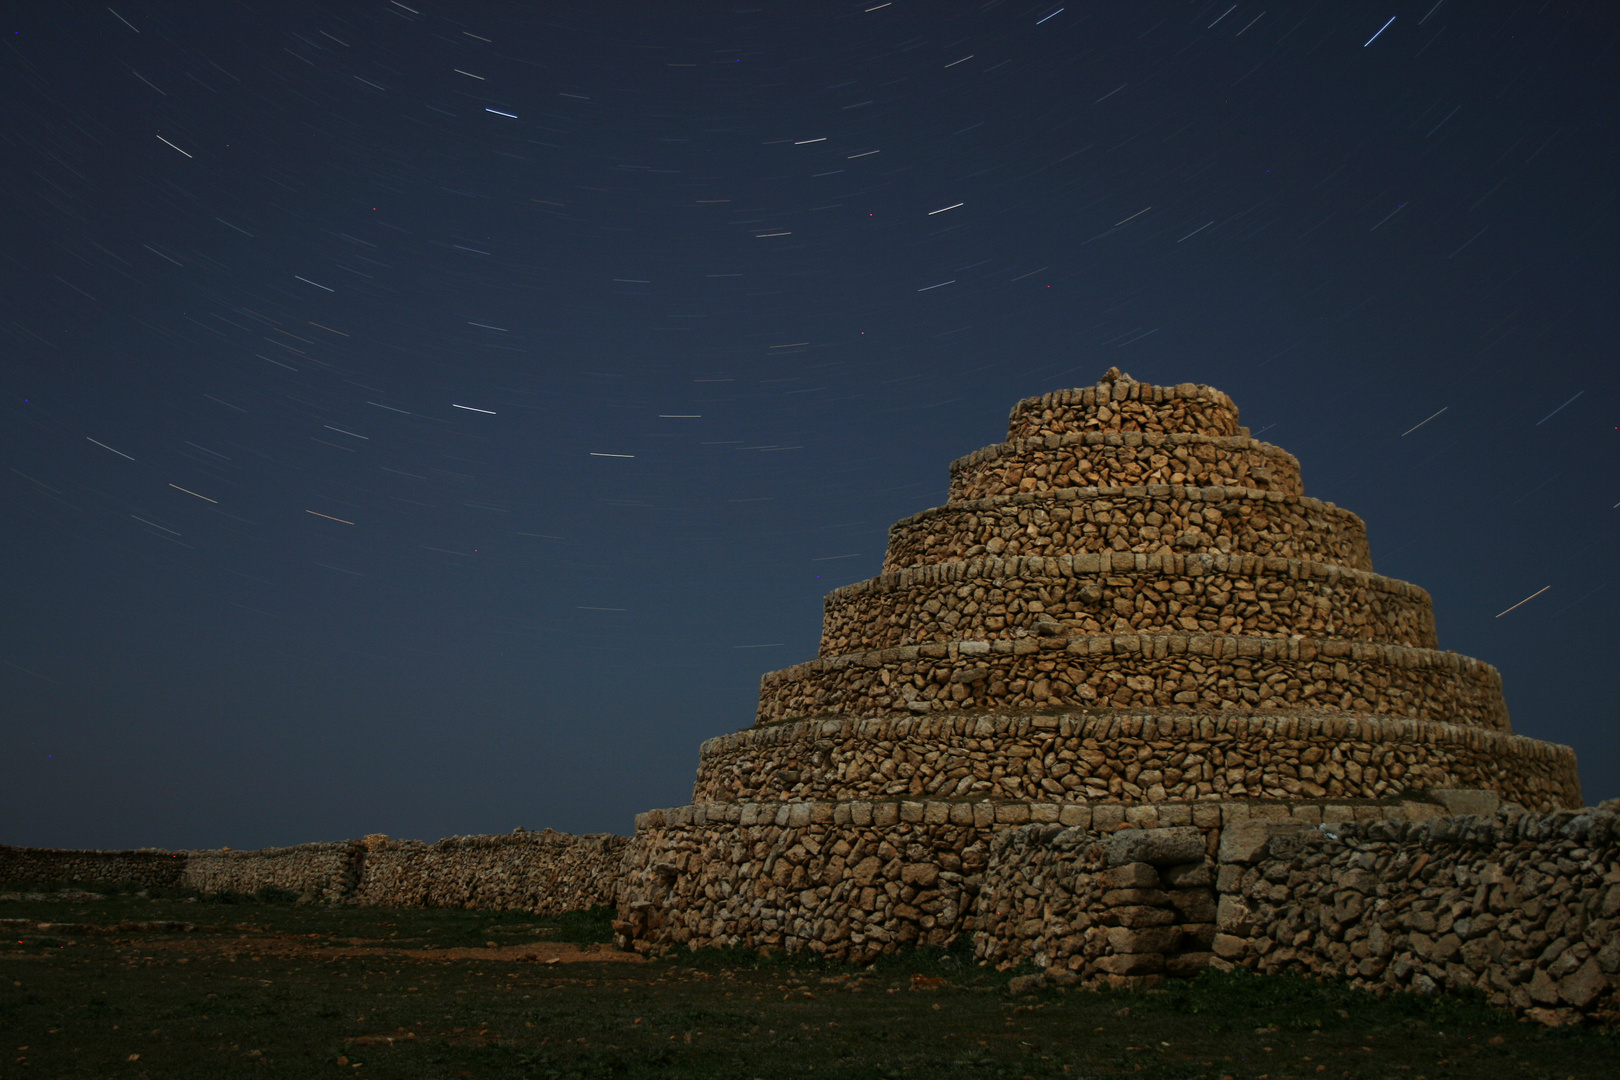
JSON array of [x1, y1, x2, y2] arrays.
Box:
[[616, 368, 1585, 999]]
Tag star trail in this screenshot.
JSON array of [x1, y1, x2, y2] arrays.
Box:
[[2, 2, 1614, 849]]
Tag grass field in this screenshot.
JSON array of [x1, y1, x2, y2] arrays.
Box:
[[2, 882, 1613, 1079]]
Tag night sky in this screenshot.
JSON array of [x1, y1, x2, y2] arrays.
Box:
[[3, 3, 1615, 852]]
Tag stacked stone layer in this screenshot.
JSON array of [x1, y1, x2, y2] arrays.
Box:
[[882, 487, 1373, 574], [759, 636, 1508, 730], [692, 711, 1578, 810], [947, 431, 1304, 503], [820, 552, 1437, 656], [1004, 381, 1244, 439]]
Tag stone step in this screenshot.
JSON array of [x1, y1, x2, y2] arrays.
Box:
[[691, 709, 1577, 812], [757, 633, 1507, 731], [883, 485, 1371, 574], [1005, 374, 1242, 441], [948, 430, 1303, 503], [818, 550, 1436, 657]]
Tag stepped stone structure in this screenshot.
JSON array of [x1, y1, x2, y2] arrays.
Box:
[[616, 368, 1582, 975]]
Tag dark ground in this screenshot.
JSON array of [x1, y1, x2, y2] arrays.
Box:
[[2, 884, 1613, 1079]]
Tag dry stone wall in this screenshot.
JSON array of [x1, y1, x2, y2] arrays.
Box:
[[948, 432, 1304, 502], [972, 823, 1219, 983], [882, 487, 1374, 574], [186, 842, 362, 902], [820, 552, 1437, 657], [693, 712, 1578, 811], [357, 830, 626, 914], [0, 845, 186, 890], [1209, 804, 1620, 1025], [1, 829, 624, 914], [758, 635, 1511, 731], [616, 801, 989, 960], [617, 796, 1477, 968], [1005, 382, 1244, 439]]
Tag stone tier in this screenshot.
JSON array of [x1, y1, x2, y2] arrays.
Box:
[[617, 793, 1586, 964], [882, 487, 1371, 575], [755, 634, 1508, 730], [694, 711, 1579, 811], [1006, 378, 1243, 441], [819, 552, 1436, 657], [949, 431, 1303, 503]]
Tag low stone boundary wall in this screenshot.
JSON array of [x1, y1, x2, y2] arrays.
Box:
[[1, 828, 624, 913], [184, 842, 363, 902], [358, 830, 625, 913], [0, 845, 186, 890], [1210, 804, 1620, 1025]]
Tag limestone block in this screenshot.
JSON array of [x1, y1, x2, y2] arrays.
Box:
[[1166, 952, 1217, 977], [1216, 895, 1253, 934], [1529, 967, 1561, 1005], [1058, 805, 1091, 827], [1007, 974, 1045, 995], [901, 863, 940, 888], [1218, 820, 1303, 865], [1101, 888, 1171, 907], [1211, 933, 1248, 959], [1169, 889, 1217, 922], [1104, 925, 1182, 954], [1431, 789, 1502, 817], [1101, 827, 1204, 867], [1399, 801, 1447, 822], [1163, 863, 1212, 888], [1094, 952, 1165, 975], [1100, 862, 1161, 890], [1104, 904, 1178, 928]]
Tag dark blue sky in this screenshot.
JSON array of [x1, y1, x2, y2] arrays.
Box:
[[3, 2, 1615, 850]]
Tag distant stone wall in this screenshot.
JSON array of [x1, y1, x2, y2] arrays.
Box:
[[757, 637, 1512, 732], [1211, 805, 1620, 1025], [184, 842, 363, 902], [883, 487, 1373, 575], [949, 431, 1304, 502], [821, 552, 1437, 657], [695, 712, 1577, 811], [1, 829, 624, 913], [0, 845, 186, 890], [357, 830, 625, 913]]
